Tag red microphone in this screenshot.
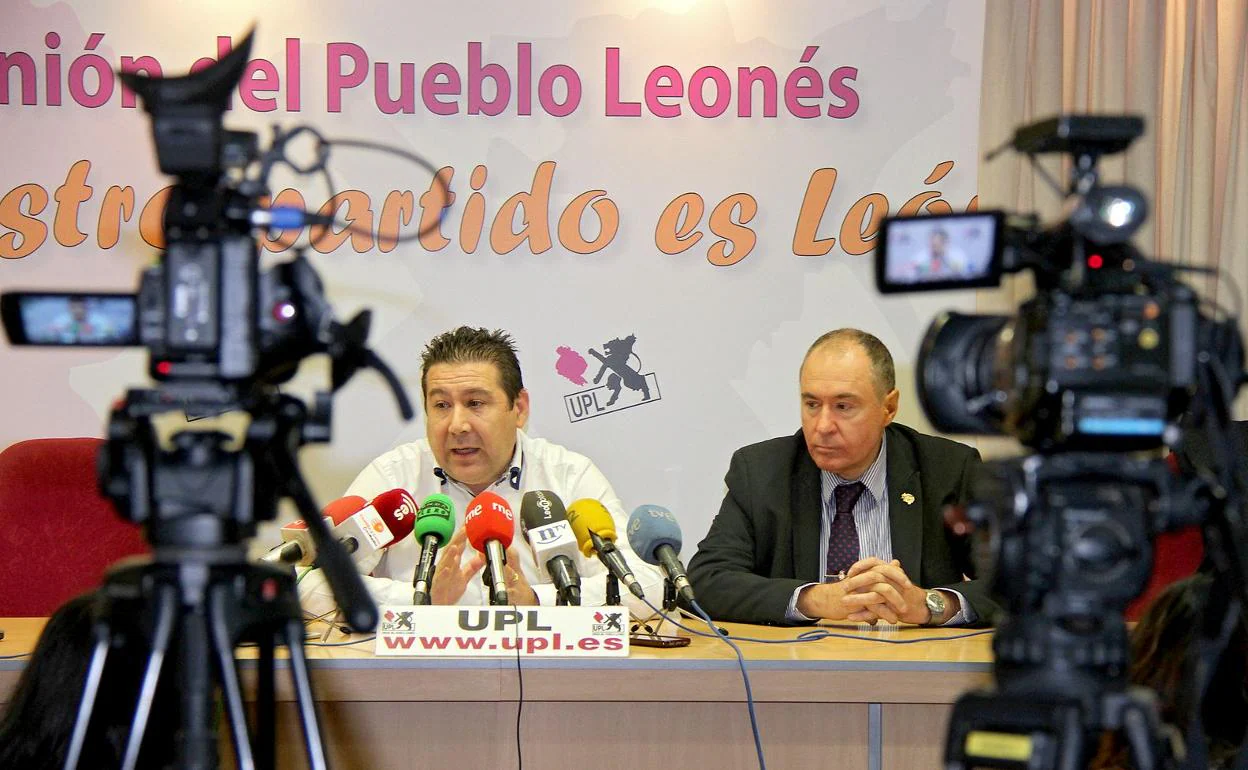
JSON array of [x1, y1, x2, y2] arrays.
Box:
[[464, 491, 515, 605], [263, 495, 366, 566], [325, 495, 370, 520], [333, 489, 418, 563]]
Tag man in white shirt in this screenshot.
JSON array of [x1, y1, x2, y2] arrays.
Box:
[[299, 326, 663, 617]]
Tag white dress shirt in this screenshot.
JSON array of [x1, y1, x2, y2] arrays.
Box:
[[298, 429, 664, 619]]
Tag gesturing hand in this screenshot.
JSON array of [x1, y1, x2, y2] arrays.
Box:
[[429, 527, 485, 605], [502, 546, 539, 606]]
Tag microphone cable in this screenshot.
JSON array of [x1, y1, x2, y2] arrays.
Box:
[[638, 595, 766, 770], [635, 594, 1000, 770], [513, 598, 524, 770], [639, 598, 992, 646]]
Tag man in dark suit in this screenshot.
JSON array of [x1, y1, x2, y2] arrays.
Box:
[[689, 328, 999, 626]]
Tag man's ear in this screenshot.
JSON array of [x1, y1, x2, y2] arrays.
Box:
[[514, 388, 531, 429], [882, 388, 900, 425]]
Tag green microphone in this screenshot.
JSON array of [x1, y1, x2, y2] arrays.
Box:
[[412, 493, 456, 605]]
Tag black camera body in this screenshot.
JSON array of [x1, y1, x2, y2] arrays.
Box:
[[135, 235, 333, 385], [878, 116, 1235, 455], [920, 261, 1204, 454]]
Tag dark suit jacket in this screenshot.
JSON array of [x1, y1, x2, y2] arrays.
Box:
[[688, 423, 1000, 626]]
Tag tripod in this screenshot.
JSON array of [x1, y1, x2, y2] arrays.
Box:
[[63, 386, 376, 770], [944, 456, 1174, 770], [67, 555, 323, 770], [944, 616, 1166, 770]]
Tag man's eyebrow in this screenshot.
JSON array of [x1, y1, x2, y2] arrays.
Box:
[[427, 386, 493, 397], [801, 391, 862, 401]]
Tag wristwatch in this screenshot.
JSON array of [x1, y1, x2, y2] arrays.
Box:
[[923, 590, 947, 625]]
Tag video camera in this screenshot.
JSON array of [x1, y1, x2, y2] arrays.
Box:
[[876, 115, 1248, 769], [0, 31, 415, 768], [878, 115, 1241, 453]]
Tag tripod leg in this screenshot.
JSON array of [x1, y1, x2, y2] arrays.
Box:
[[209, 588, 256, 770], [121, 586, 178, 770], [63, 622, 113, 770], [255, 630, 276, 770], [284, 619, 329, 770], [1118, 690, 1162, 770]]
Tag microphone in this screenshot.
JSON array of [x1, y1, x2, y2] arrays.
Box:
[[332, 488, 417, 563], [263, 495, 366, 566], [412, 493, 456, 605], [628, 504, 695, 604], [520, 490, 582, 606], [464, 491, 514, 606], [566, 498, 645, 599]]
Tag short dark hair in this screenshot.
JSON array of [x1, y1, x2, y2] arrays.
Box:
[[803, 328, 896, 395], [420, 327, 524, 406]]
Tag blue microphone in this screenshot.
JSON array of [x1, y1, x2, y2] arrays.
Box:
[[627, 505, 695, 604]]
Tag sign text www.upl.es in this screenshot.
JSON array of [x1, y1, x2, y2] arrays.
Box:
[[375, 605, 629, 657]]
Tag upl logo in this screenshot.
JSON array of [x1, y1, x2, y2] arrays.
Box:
[[556, 333, 662, 422]]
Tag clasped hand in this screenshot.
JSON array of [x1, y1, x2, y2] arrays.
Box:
[[796, 558, 935, 625]]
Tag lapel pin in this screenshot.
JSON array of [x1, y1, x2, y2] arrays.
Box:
[[900, 493, 915, 505]]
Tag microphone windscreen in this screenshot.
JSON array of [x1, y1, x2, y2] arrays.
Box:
[[415, 493, 456, 543], [371, 489, 418, 543], [520, 490, 569, 530], [322, 495, 367, 524], [566, 498, 616, 557], [627, 504, 683, 565], [465, 491, 514, 552]]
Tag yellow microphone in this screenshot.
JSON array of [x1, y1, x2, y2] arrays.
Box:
[[566, 498, 644, 599]]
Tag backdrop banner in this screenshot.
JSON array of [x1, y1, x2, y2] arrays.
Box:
[[0, 0, 985, 551]]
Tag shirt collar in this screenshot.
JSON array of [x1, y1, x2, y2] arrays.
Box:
[[432, 430, 525, 491], [821, 432, 888, 505]]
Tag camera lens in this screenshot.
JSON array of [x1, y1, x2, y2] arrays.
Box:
[[916, 311, 1012, 436]]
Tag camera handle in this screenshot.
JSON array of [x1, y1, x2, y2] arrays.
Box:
[[264, 394, 380, 631], [326, 307, 415, 421]]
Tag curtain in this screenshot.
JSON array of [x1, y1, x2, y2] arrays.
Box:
[[977, 0, 1248, 418]]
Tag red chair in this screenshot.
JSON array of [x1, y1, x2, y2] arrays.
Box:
[[0, 438, 148, 616], [1126, 526, 1204, 621]]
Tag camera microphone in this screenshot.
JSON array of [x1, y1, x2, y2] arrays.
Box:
[[249, 207, 337, 230]]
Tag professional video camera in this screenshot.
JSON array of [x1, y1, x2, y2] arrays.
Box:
[[1, 31, 415, 769], [875, 115, 1248, 770]]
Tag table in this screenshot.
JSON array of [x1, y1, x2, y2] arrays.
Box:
[[0, 616, 994, 769]]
